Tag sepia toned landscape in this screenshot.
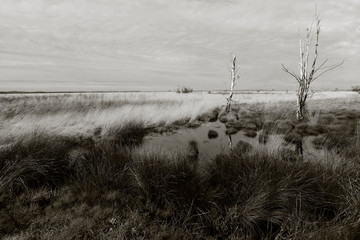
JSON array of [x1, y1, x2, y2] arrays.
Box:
[[1, 0, 360, 239], [1, 90, 359, 239]]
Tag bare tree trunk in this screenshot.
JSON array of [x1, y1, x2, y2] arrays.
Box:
[[226, 55, 237, 112], [296, 89, 304, 121], [296, 86, 305, 159]]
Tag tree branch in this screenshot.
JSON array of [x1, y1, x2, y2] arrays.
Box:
[[314, 59, 328, 73], [282, 64, 301, 83], [312, 60, 344, 82]]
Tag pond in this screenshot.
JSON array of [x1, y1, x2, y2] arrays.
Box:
[[140, 121, 326, 161]]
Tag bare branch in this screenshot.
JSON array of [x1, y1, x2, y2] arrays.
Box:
[[309, 18, 321, 81], [282, 64, 301, 82], [299, 39, 304, 79], [314, 59, 328, 73], [312, 60, 344, 82], [318, 60, 344, 71]]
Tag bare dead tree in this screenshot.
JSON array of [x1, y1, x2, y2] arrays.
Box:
[[282, 12, 343, 158], [282, 13, 343, 121], [225, 54, 240, 112]]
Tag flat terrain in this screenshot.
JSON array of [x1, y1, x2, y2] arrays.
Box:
[[0, 91, 356, 139], [0, 91, 359, 239]]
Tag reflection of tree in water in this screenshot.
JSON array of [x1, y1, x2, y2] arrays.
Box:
[[228, 134, 232, 151]]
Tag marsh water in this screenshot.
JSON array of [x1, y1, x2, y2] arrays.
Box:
[[141, 121, 325, 161]]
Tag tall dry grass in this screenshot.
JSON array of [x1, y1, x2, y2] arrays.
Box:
[[0, 91, 357, 141]]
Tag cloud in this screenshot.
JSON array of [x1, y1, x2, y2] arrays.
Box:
[[0, 0, 359, 91]]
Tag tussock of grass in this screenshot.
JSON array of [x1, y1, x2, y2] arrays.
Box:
[[232, 140, 253, 154], [1, 135, 359, 239], [225, 127, 239, 135], [197, 107, 220, 122], [105, 122, 147, 147], [0, 132, 77, 193], [225, 121, 243, 130], [245, 130, 257, 138], [208, 130, 219, 139]]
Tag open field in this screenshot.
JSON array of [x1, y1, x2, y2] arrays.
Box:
[[0, 91, 356, 139], [0, 91, 360, 239]]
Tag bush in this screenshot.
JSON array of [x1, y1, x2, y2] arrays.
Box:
[[351, 86, 360, 92], [176, 87, 193, 93]]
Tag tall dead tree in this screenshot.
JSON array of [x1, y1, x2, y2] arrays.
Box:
[[225, 54, 240, 112], [282, 14, 343, 121], [282, 13, 343, 157]]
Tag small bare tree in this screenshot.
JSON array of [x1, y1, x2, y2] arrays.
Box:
[[225, 54, 240, 112], [282, 13, 343, 121]]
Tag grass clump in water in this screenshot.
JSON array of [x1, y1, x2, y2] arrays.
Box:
[[208, 130, 219, 139]]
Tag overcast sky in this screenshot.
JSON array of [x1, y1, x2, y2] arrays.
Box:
[[0, 0, 359, 91]]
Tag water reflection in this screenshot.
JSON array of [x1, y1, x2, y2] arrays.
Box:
[[140, 121, 309, 160]]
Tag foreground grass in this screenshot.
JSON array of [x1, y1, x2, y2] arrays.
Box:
[[0, 121, 359, 239], [1, 94, 359, 239]]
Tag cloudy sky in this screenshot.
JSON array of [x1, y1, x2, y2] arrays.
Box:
[[0, 0, 359, 91]]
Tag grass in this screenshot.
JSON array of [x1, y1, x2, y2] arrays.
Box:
[[1, 131, 359, 239], [0, 92, 359, 239]]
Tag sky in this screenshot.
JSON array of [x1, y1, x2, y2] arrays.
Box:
[[0, 0, 359, 91]]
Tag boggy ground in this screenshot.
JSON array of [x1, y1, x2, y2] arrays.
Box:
[[0, 96, 360, 239], [174, 97, 360, 159]]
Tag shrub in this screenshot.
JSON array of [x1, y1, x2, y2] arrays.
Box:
[[176, 87, 193, 93], [351, 86, 360, 92]]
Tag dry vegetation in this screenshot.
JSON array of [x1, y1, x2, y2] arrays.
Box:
[[0, 91, 359, 239]]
